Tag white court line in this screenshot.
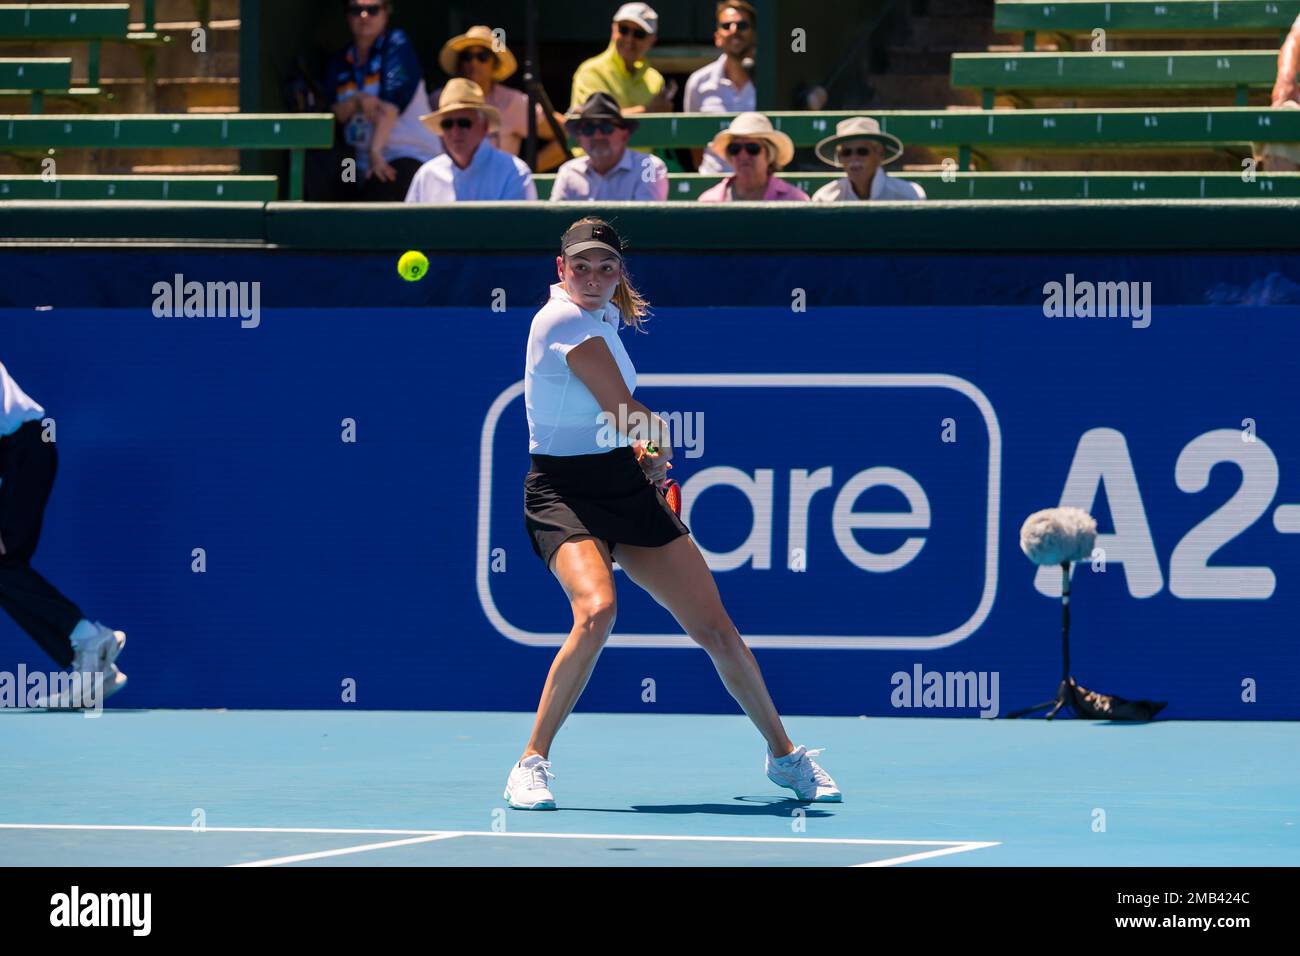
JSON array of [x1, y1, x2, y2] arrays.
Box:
[[0, 824, 1001, 866], [855, 842, 1000, 867], [231, 834, 464, 867]]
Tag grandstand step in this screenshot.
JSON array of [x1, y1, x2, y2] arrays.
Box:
[[99, 19, 239, 81], [131, 0, 242, 26], [130, 164, 239, 174], [99, 75, 238, 112]]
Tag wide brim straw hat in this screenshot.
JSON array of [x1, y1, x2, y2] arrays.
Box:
[[419, 77, 501, 134], [815, 116, 904, 167], [707, 112, 795, 169], [438, 24, 517, 81]]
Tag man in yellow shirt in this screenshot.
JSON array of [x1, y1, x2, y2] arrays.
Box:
[[569, 2, 677, 115]]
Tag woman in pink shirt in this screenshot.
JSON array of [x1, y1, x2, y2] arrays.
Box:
[[698, 112, 809, 202]]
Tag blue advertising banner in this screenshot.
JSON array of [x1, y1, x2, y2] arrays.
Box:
[[2, 250, 1298, 717]]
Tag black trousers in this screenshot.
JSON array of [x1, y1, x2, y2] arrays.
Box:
[[0, 419, 82, 667]]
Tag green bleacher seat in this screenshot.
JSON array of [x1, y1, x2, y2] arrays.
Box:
[[0, 4, 166, 87], [0, 56, 93, 110], [0, 114, 334, 198], [0, 173, 279, 199], [532, 170, 1300, 200], [996, 1, 1300, 51], [628, 109, 1300, 169], [952, 51, 1279, 107]]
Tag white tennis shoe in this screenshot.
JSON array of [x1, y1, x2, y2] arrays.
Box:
[[37, 622, 129, 709], [766, 744, 842, 802], [72, 622, 125, 674], [504, 754, 557, 810]]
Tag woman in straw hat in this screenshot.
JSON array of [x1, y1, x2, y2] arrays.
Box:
[[811, 116, 925, 202], [428, 24, 567, 170], [506, 216, 841, 810], [697, 112, 809, 202]]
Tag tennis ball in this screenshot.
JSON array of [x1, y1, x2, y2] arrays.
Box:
[[397, 250, 428, 282]]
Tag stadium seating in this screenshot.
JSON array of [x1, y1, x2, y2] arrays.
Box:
[[532, 169, 1300, 200], [0, 171, 276, 198], [0, 3, 166, 87], [952, 51, 1278, 107], [995, 0, 1300, 51], [0, 114, 332, 196], [629, 108, 1300, 169]]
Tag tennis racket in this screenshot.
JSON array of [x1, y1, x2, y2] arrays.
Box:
[[636, 441, 681, 517]]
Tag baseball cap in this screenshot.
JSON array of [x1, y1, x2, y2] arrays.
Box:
[[561, 221, 624, 259], [612, 2, 658, 34]]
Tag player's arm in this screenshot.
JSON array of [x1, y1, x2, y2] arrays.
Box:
[[1274, 19, 1300, 104], [566, 337, 673, 463]]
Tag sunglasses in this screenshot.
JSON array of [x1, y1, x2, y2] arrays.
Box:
[[458, 49, 494, 64], [718, 20, 751, 32], [347, 3, 383, 17], [617, 24, 649, 40], [725, 142, 764, 156], [577, 120, 620, 136], [836, 145, 877, 157], [440, 117, 476, 130]]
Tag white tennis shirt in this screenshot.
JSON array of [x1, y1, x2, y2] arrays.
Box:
[[0, 360, 44, 438], [525, 282, 637, 456]]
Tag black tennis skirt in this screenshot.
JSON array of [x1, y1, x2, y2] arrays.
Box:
[[524, 445, 691, 569]]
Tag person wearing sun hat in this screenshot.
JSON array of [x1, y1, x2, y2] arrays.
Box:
[[697, 112, 809, 202], [811, 116, 925, 202], [404, 78, 537, 202], [422, 23, 564, 163], [550, 92, 668, 201]]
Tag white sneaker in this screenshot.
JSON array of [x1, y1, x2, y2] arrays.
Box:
[[39, 623, 128, 709], [766, 744, 843, 802], [72, 622, 125, 674], [504, 754, 557, 810]]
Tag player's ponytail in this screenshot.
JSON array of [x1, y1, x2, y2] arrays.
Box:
[[612, 270, 650, 331]]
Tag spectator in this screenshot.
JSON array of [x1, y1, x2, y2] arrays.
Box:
[[319, 0, 433, 201], [811, 117, 925, 201], [405, 79, 538, 202], [684, 1, 757, 174], [570, 3, 677, 116], [697, 113, 808, 202], [550, 92, 668, 201], [427, 24, 567, 169]]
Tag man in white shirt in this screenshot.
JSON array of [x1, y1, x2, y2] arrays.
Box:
[[0, 360, 127, 705], [684, 1, 758, 175], [811, 116, 926, 202], [405, 78, 538, 202], [550, 92, 668, 201]]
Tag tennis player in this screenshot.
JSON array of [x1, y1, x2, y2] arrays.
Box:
[[506, 217, 841, 809], [0, 360, 127, 706]]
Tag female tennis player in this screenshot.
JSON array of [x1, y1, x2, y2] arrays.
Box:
[[506, 216, 841, 810]]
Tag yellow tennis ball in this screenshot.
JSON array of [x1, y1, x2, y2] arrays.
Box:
[[397, 250, 428, 282]]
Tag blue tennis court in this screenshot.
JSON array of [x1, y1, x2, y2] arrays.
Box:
[[1, 709, 1293, 866]]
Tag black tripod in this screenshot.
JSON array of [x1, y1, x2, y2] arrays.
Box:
[[1008, 561, 1076, 719]]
